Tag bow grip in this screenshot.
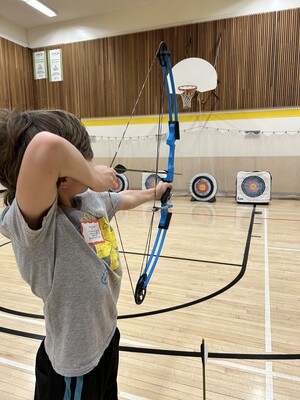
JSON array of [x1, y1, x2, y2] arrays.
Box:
[[161, 187, 171, 204]]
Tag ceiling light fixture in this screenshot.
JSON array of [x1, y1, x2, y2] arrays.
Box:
[[22, 0, 57, 17]]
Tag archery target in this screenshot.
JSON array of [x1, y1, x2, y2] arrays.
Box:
[[242, 176, 265, 197], [236, 171, 271, 203], [189, 173, 218, 201], [142, 172, 167, 190], [109, 173, 129, 193]]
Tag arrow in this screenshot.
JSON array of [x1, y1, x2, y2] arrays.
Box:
[[114, 164, 181, 175]]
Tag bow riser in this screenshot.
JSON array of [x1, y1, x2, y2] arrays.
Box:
[[164, 121, 179, 183], [134, 42, 180, 305]]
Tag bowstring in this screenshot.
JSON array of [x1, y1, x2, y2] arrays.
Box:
[[109, 42, 166, 297], [110, 43, 163, 168], [139, 72, 165, 277]]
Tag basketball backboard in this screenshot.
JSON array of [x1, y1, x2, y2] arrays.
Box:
[[167, 57, 218, 94]]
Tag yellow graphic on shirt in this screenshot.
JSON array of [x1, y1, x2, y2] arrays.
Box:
[[94, 217, 119, 271]]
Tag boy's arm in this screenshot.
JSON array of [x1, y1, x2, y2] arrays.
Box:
[[16, 131, 116, 229], [118, 182, 173, 211]]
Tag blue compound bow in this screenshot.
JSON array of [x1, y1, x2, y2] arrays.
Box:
[[134, 42, 180, 304]]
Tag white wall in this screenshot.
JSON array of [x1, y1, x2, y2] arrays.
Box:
[[0, 16, 27, 47], [84, 109, 300, 158], [1, 0, 300, 48], [85, 109, 300, 197]]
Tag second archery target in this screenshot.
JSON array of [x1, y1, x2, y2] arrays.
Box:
[[109, 173, 129, 193], [142, 172, 167, 190], [236, 171, 272, 204], [189, 173, 218, 201]]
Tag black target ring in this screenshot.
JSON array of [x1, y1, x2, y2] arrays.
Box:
[[189, 173, 217, 201], [241, 176, 265, 198]]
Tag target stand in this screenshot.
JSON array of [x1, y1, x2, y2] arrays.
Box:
[[236, 171, 272, 204], [189, 173, 218, 202], [109, 173, 129, 193]]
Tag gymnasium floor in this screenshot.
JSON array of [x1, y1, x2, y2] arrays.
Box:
[[0, 194, 299, 399]]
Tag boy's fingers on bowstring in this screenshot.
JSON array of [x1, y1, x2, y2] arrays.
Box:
[[109, 167, 119, 189], [91, 165, 118, 192]]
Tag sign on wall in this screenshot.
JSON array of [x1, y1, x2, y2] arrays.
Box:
[[33, 51, 47, 80], [48, 49, 63, 82]]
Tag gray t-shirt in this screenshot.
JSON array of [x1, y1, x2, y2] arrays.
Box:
[[0, 190, 122, 376]]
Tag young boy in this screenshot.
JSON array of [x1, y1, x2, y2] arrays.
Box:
[[0, 109, 172, 399]]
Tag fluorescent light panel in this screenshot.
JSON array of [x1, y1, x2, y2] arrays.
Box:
[[22, 0, 57, 17]]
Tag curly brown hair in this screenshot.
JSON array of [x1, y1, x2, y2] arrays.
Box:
[[0, 109, 93, 206]]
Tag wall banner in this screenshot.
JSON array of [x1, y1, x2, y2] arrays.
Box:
[[48, 49, 63, 82], [33, 51, 47, 80]]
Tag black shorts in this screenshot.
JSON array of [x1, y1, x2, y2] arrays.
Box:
[[34, 328, 120, 400]]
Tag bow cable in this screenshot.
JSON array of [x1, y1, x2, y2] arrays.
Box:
[[134, 42, 180, 304], [108, 42, 179, 303], [108, 42, 167, 298], [138, 73, 166, 280]]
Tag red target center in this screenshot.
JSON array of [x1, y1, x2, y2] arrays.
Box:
[[249, 182, 259, 191], [197, 182, 209, 193]]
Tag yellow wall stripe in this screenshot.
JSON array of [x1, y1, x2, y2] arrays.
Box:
[[82, 109, 300, 127]]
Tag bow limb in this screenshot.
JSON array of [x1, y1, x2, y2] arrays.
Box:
[[134, 42, 180, 305]]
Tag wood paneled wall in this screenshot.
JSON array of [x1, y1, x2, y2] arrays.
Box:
[[0, 9, 299, 117], [0, 38, 34, 110]]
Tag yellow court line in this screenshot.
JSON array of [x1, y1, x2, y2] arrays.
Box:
[[82, 109, 300, 127]]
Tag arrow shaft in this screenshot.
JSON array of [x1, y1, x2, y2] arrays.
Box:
[[114, 164, 181, 175]]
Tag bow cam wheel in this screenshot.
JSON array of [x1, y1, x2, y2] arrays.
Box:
[[134, 274, 148, 305]]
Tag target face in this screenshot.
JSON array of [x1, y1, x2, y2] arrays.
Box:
[[109, 174, 129, 193], [189, 173, 217, 201], [241, 176, 265, 198], [144, 174, 163, 189]]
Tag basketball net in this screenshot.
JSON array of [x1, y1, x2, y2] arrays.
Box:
[[178, 85, 197, 109]]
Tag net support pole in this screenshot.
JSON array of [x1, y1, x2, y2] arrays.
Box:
[[201, 337, 208, 399]]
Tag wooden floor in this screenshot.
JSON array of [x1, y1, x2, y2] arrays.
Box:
[[1, 194, 300, 399]]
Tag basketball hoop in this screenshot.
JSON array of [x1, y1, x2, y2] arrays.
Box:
[[178, 85, 197, 109]]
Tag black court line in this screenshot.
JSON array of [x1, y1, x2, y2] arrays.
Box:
[[1, 327, 44, 341], [0, 206, 258, 320], [0, 306, 44, 319], [1, 206, 299, 362], [119, 250, 242, 268], [118, 205, 258, 319], [1, 327, 299, 361], [0, 250, 243, 320], [0, 241, 11, 248]]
